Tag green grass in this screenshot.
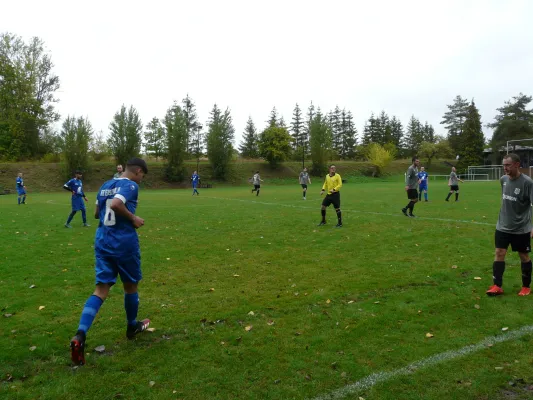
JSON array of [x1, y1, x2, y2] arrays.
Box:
[[2, 181, 533, 399]]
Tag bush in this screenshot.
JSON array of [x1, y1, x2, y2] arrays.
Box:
[[41, 153, 60, 163]]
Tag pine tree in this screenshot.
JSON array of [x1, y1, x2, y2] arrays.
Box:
[[267, 107, 279, 128], [404, 115, 425, 155], [422, 122, 436, 143], [278, 116, 287, 129], [489, 93, 533, 155], [309, 108, 332, 175], [182, 94, 199, 154], [441, 95, 469, 154], [457, 100, 484, 169], [290, 103, 304, 151], [239, 117, 259, 158], [338, 109, 357, 159], [378, 111, 390, 144], [389, 116, 404, 148], [206, 104, 235, 180], [330, 106, 342, 158]]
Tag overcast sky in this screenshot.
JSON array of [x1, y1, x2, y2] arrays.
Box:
[[2, 0, 532, 144]]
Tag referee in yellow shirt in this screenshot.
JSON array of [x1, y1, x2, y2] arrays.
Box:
[[318, 165, 343, 227]]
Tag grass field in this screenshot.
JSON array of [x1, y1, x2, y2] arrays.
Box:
[[2, 180, 533, 399]]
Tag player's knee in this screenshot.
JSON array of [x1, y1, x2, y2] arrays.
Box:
[[93, 284, 111, 300], [495, 248, 507, 260], [519, 253, 531, 263], [123, 282, 138, 294]]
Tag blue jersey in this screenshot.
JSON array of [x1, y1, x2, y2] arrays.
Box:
[[191, 173, 199, 186], [418, 171, 428, 187], [64, 178, 85, 197], [95, 178, 140, 256], [16, 177, 26, 195]]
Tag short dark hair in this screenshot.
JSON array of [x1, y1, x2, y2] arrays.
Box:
[[412, 157, 419, 163], [75, 170, 82, 174], [126, 158, 148, 174], [504, 153, 520, 163], [256, 170, 259, 173]]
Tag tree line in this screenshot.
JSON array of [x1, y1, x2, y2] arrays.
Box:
[[2, 33, 532, 179]]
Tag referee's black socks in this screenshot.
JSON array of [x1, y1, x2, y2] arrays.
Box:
[[521, 260, 532, 288], [321, 209, 326, 223], [336, 209, 342, 224], [493, 261, 506, 287], [446, 193, 452, 201]]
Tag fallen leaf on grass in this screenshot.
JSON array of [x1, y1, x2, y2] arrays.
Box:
[[347, 300, 354, 304], [38, 306, 45, 310], [208, 288, 215, 292], [233, 274, 239, 277], [146, 328, 156, 332], [149, 381, 155, 387], [495, 366, 504, 370], [474, 277, 482, 280], [29, 285, 36, 289], [166, 258, 170, 261], [425, 333, 434, 338], [474, 304, 480, 309], [94, 345, 106, 353], [451, 265, 458, 269], [267, 320, 275, 326], [326, 299, 331, 304], [29, 346, 37, 351], [374, 301, 380, 304], [4, 313, 13, 318], [248, 311, 255, 316], [245, 325, 253, 331], [502, 327, 509, 331]]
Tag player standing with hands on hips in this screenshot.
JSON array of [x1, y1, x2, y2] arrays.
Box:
[[486, 153, 533, 297], [445, 166, 464, 202], [64, 170, 89, 228], [318, 165, 343, 227], [70, 158, 150, 366], [16, 172, 27, 205]]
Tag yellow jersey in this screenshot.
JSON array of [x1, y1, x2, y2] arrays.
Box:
[[322, 173, 342, 194]]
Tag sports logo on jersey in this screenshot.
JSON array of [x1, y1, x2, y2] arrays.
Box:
[[514, 188, 521, 195], [130, 185, 136, 191]]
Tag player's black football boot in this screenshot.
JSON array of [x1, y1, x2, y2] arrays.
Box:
[[126, 319, 151, 340]]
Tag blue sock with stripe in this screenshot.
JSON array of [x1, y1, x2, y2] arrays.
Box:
[[124, 292, 139, 326], [77, 295, 104, 334]]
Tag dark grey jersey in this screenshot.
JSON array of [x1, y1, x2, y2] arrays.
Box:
[[405, 165, 419, 189], [496, 174, 533, 234], [299, 172, 310, 184]]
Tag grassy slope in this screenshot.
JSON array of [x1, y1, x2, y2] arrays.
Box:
[[0, 159, 457, 193]]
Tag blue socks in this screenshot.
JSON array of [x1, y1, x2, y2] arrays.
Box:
[[77, 295, 104, 333], [124, 292, 139, 326], [81, 209, 87, 223], [66, 211, 76, 224], [424, 192, 428, 201]]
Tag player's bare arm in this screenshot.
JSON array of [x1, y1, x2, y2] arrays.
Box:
[[94, 205, 100, 219], [110, 198, 144, 229]]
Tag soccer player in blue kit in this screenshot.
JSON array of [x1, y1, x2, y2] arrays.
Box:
[[63, 170, 89, 228], [16, 173, 27, 205], [70, 158, 150, 366], [418, 166, 429, 202], [191, 170, 200, 196]]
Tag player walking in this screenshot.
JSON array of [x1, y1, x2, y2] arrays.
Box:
[[445, 167, 464, 202], [486, 153, 533, 297], [191, 171, 200, 196], [418, 166, 429, 202], [70, 158, 151, 366], [318, 165, 343, 228], [16, 173, 27, 205], [299, 167, 312, 200], [64, 170, 89, 228], [402, 157, 420, 217], [251, 171, 263, 196]]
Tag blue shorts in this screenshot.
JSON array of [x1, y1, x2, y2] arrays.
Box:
[[95, 252, 142, 285], [419, 185, 427, 191], [17, 189, 26, 195], [72, 197, 86, 211]]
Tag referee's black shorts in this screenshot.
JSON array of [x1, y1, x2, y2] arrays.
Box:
[[495, 229, 531, 253], [322, 191, 340, 208], [407, 189, 418, 200]]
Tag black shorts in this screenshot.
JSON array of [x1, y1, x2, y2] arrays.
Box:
[[254, 185, 260, 190], [322, 191, 340, 208], [495, 230, 531, 253], [301, 184, 308, 189], [450, 185, 459, 191], [407, 189, 418, 200]]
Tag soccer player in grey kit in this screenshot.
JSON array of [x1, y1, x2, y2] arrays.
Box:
[[402, 157, 420, 217], [486, 153, 533, 297]]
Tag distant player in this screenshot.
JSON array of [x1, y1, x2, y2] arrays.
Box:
[[445, 167, 464, 202], [417, 167, 428, 202], [63, 170, 90, 228], [16, 173, 27, 205], [402, 157, 420, 217], [114, 164, 123, 179], [486, 153, 533, 297], [299, 167, 312, 200], [70, 158, 151, 366], [318, 165, 343, 227], [191, 170, 200, 196], [251, 171, 263, 196]]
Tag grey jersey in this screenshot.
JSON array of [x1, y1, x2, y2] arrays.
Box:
[[450, 172, 459, 185], [253, 173, 261, 185], [299, 172, 310, 184], [113, 172, 122, 179], [405, 165, 419, 189], [496, 174, 533, 234]]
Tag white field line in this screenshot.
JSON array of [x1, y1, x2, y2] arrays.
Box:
[[309, 325, 533, 400], [204, 196, 495, 227]]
